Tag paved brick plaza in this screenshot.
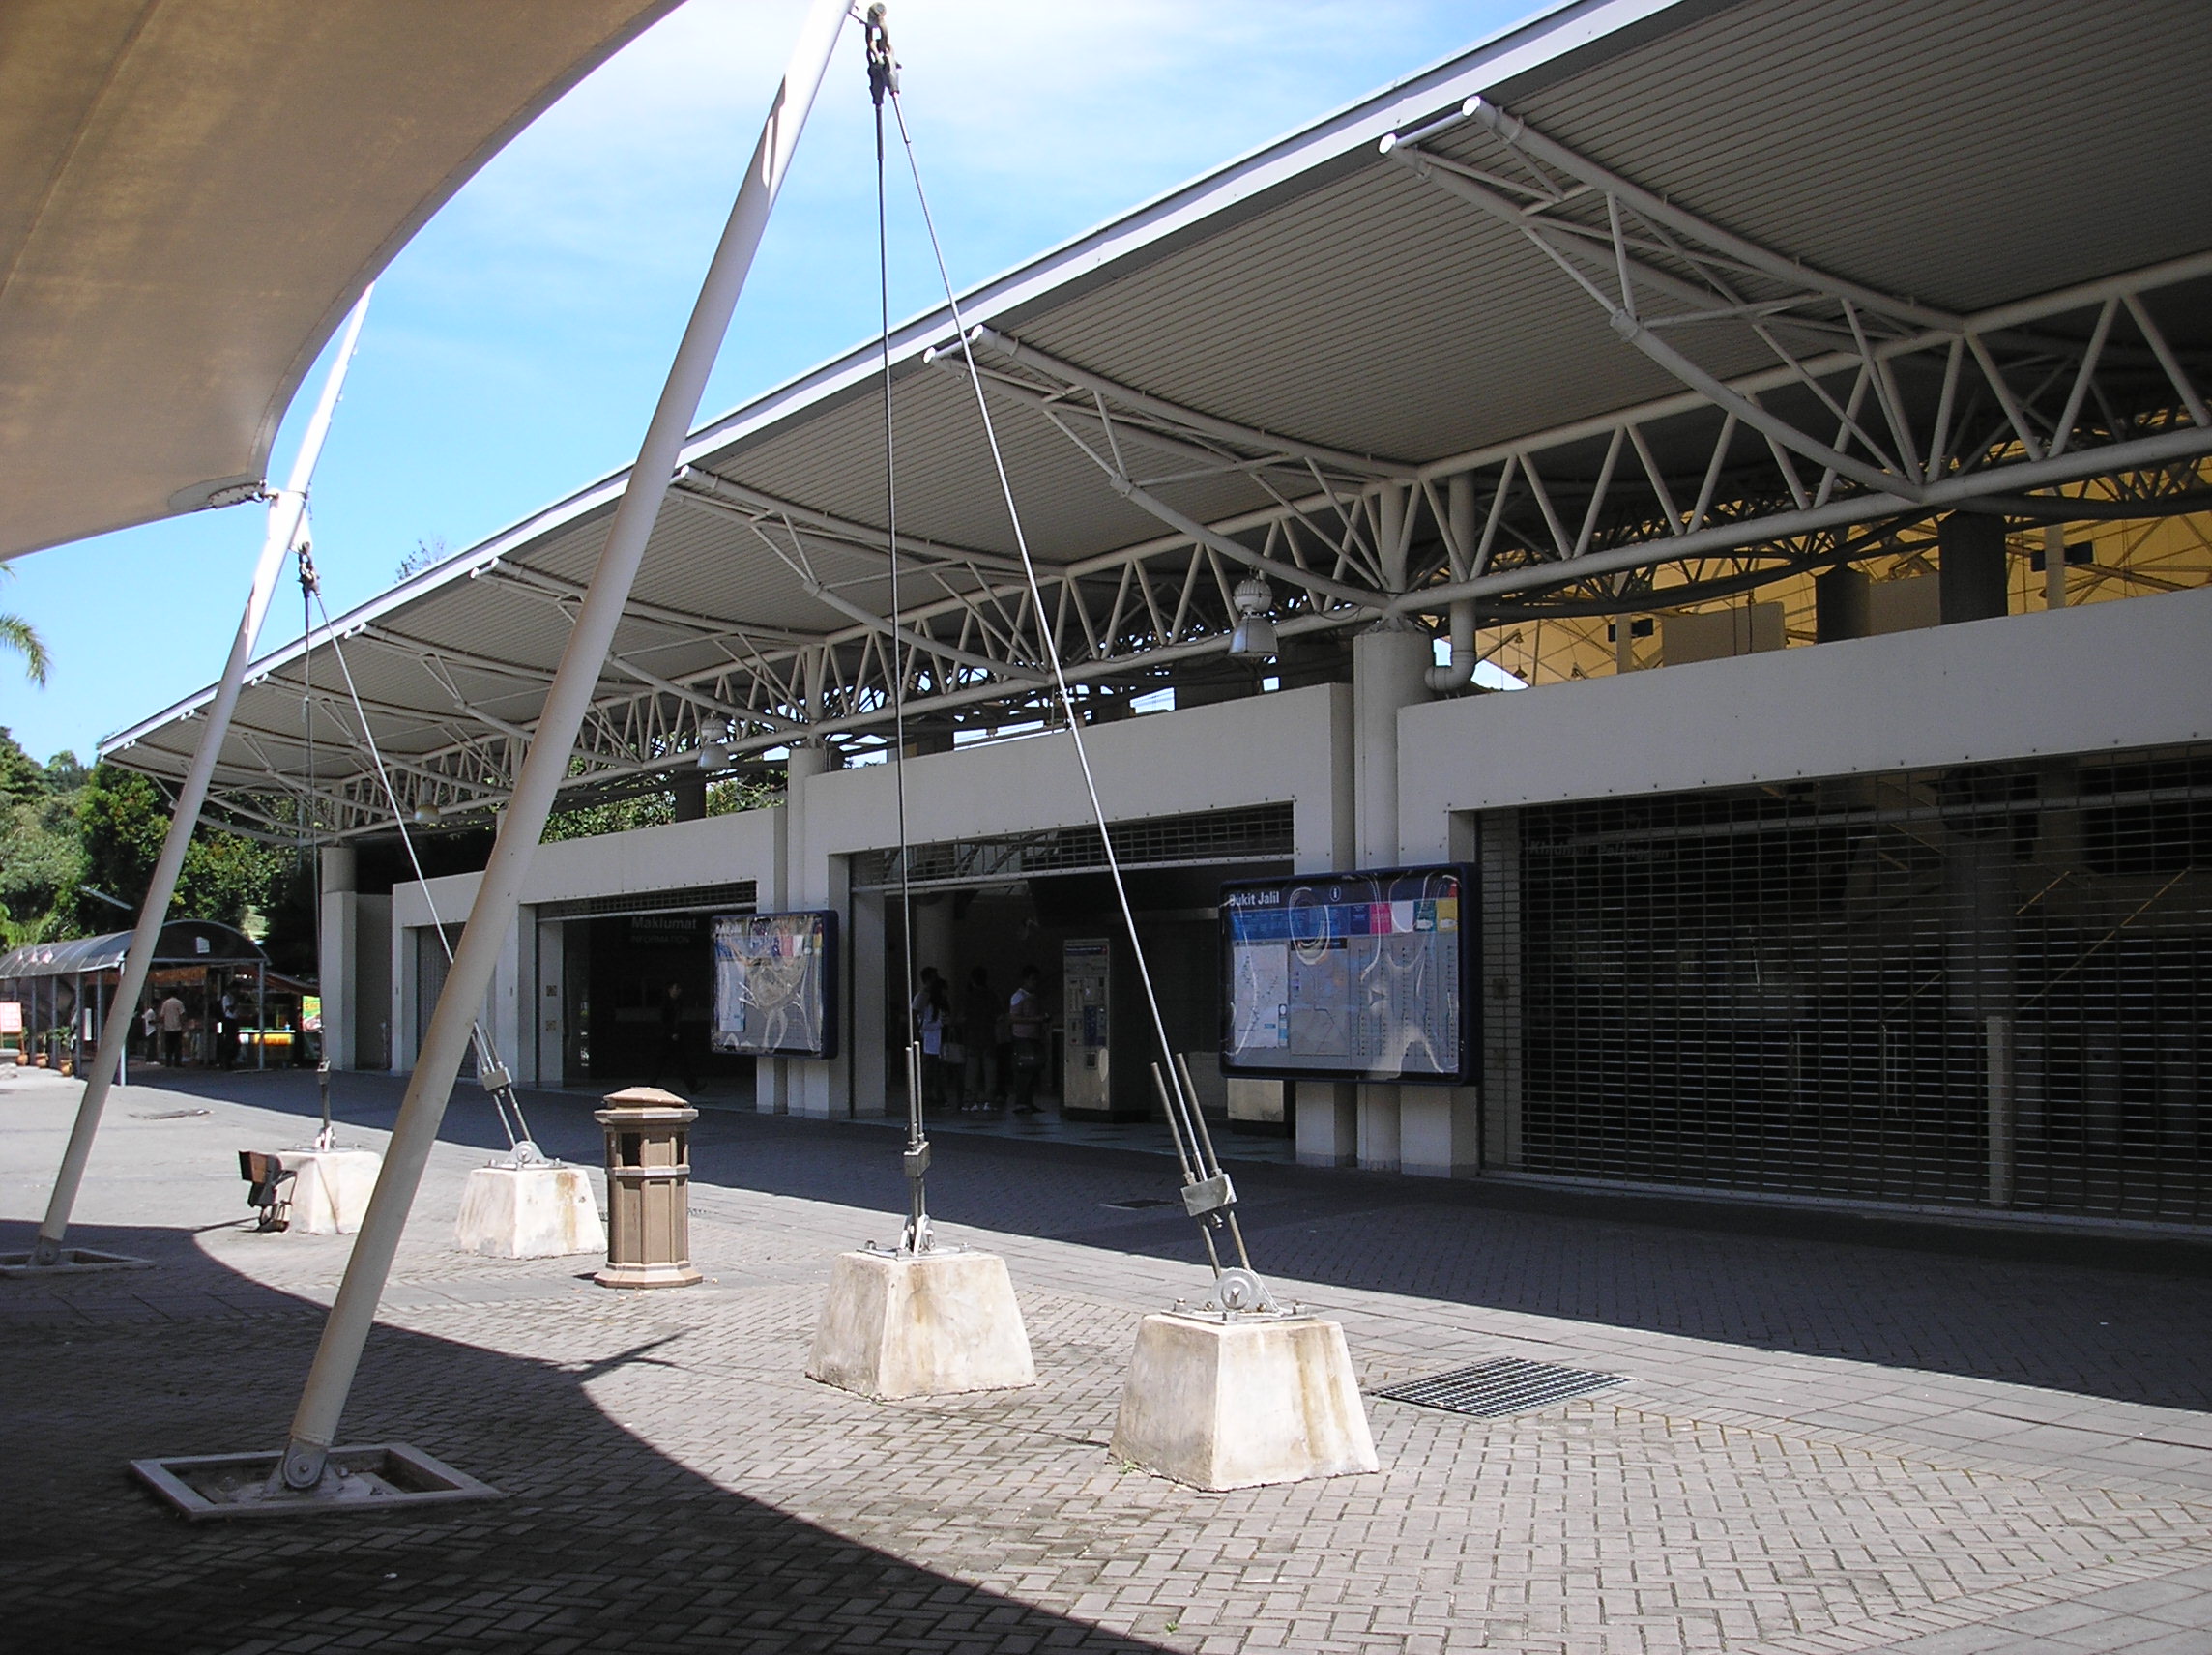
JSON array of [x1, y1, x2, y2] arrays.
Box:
[[4, 1065, 2210, 1655]]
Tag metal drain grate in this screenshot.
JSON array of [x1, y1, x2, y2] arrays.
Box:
[[1101, 1196, 1177, 1210], [1373, 1357, 1625, 1417]]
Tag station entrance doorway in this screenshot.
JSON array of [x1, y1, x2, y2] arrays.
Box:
[[858, 804, 1295, 1148], [532, 882, 758, 1095]]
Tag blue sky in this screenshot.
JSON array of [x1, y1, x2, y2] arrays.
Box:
[[0, 0, 1529, 766]]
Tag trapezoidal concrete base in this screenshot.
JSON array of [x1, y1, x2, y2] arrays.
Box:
[[283, 1147, 382, 1234], [0, 1246, 153, 1277], [1110, 1311, 1380, 1490], [454, 1163, 603, 1259], [131, 1444, 503, 1522], [807, 1249, 1036, 1401]]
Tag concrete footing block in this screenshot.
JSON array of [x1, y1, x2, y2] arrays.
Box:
[[286, 1148, 382, 1234], [807, 1249, 1036, 1400], [1110, 1311, 1380, 1490], [454, 1163, 604, 1259]]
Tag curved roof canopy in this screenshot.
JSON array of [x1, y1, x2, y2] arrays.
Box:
[[102, 0, 2212, 841], [0, 919, 268, 981], [0, 0, 681, 563]]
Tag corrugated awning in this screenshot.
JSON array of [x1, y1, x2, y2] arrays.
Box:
[[0, 919, 269, 981], [0, 0, 681, 563], [97, 0, 2212, 839]]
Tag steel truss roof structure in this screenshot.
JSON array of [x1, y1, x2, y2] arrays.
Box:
[[102, 0, 2212, 843]]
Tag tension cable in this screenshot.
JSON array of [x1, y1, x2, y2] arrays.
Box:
[[878, 26, 1270, 1307], [305, 581, 540, 1160]]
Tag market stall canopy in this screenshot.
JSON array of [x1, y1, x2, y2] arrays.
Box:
[[0, 919, 268, 982], [0, 0, 682, 563]]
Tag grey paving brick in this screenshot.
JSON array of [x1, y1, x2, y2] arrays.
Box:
[[4, 1068, 2212, 1655]]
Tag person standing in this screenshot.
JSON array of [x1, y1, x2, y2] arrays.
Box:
[[649, 980, 699, 1093], [218, 987, 241, 1069], [158, 991, 186, 1067], [1007, 965, 1046, 1115], [908, 965, 940, 1034], [959, 966, 998, 1111], [916, 975, 949, 1114], [138, 1002, 157, 1060]]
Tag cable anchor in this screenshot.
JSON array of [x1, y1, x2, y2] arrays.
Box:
[[863, 5, 897, 107]]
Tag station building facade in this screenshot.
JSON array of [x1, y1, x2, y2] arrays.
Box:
[[335, 573, 2211, 1229], [108, 0, 2212, 1234]]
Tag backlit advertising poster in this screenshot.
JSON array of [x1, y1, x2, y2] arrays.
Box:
[[1220, 866, 1471, 1084], [711, 911, 838, 1060]]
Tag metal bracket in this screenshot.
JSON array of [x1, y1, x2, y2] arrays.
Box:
[[1180, 1171, 1236, 1217], [1210, 1266, 1280, 1316], [903, 1142, 931, 1179]]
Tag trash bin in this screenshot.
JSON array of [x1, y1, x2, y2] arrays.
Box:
[[594, 1086, 702, 1289]]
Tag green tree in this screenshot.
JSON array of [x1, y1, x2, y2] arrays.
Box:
[[0, 566, 48, 685], [71, 764, 279, 935], [73, 765, 169, 928], [0, 725, 41, 803], [0, 734, 79, 944]]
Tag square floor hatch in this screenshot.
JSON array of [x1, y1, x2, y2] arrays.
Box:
[[1372, 1356, 1625, 1417]]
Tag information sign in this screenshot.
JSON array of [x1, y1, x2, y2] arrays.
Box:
[[711, 911, 839, 1059], [1220, 865, 1471, 1084]]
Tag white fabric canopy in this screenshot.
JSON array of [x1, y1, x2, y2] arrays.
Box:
[[0, 0, 681, 562]]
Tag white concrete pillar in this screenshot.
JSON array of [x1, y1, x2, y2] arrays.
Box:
[[467, 909, 527, 1087], [797, 851, 853, 1120], [1353, 625, 1429, 1170], [1400, 1086, 1481, 1177], [1295, 1081, 1357, 1169], [1355, 1082, 1401, 1173], [762, 745, 832, 1117], [850, 885, 888, 1117], [318, 846, 357, 1070], [1353, 627, 1430, 867], [532, 918, 563, 1089], [390, 909, 412, 1075]]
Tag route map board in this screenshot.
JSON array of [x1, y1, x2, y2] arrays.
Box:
[[1220, 866, 1470, 1084], [711, 910, 838, 1060]]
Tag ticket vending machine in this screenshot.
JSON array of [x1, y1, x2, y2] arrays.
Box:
[[1062, 938, 1112, 1117]]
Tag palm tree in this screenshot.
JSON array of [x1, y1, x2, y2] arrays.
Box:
[[0, 565, 48, 685]]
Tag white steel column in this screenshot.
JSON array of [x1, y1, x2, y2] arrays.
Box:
[[271, 0, 852, 1492], [22, 285, 373, 1268]]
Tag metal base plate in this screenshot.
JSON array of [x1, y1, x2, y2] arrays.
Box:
[[0, 1247, 154, 1277], [131, 1444, 503, 1522]]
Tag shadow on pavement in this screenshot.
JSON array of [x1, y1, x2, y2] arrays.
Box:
[[0, 1211, 1162, 1655], [165, 1067, 2212, 1412]]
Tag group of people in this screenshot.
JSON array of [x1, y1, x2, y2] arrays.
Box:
[[910, 963, 1048, 1115], [135, 987, 246, 1068]]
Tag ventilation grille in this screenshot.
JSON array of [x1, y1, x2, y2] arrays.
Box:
[[1373, 1357, 1626, 1417]]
